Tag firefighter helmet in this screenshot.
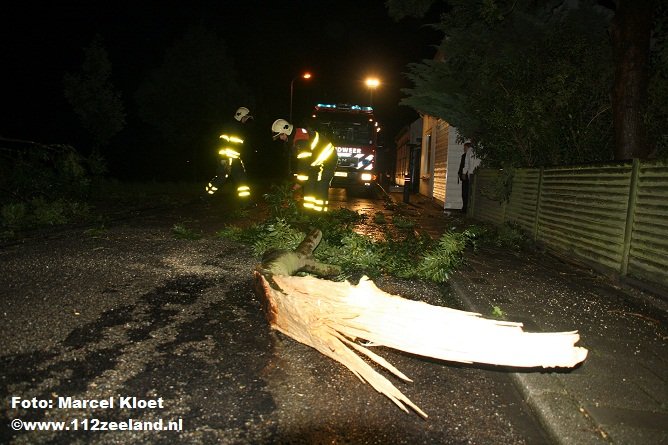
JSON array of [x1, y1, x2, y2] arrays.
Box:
[[271, 119, 293, 138], [234, 107, 251, 122]]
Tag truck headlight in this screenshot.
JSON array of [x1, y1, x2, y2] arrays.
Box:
[[361, 173, 373, 181]]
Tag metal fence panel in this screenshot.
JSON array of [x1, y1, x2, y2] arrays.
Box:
[[536, 164, 633, 270], [627, 162, 668, 288], [472, 169, 505, 225], [505, 169, 540, 235], [472, 161, 667, 295]]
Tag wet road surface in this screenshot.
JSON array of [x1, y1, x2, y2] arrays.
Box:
[[0, 191, 552, 444]]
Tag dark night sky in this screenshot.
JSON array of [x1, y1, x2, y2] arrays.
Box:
[[2, 0, 442, 153]]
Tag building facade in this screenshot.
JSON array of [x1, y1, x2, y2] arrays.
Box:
[[395, 115, 478, 210], [393, 118, 422, 190]]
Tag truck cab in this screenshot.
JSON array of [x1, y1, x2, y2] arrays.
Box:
[[310, 103, 379, 190]]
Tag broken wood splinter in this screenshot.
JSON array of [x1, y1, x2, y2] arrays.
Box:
[[252, 229, 588, 418]]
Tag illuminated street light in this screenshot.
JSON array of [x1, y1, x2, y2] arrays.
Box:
[[290, 72, 312, 123], [365, 77, 380, 106]]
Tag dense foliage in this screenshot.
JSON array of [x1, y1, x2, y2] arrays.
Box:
[[134, 25, 251, 181], [63, 36, 126, 152], [0, 140, 100, 236], [647, 2, 668, 156], [215, 185, 526, 283], [392, 0, 667, 167]]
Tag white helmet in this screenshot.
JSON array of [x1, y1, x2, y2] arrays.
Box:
[[271, 118, 293, 138], [234, 107, 251, 122]]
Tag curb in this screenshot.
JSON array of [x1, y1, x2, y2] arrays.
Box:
[[449, 275, 608, 445]]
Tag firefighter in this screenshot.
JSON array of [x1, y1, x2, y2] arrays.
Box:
[[204, 106, 253, 200], [272, 119, 337, 212]]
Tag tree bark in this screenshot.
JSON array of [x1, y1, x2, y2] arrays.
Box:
[[610, 0, 654, 160]]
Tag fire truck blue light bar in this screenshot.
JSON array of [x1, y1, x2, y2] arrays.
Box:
[[316, 103, 374, 112]]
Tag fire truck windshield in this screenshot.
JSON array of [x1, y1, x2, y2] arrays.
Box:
[[317, 119, 374, 145]]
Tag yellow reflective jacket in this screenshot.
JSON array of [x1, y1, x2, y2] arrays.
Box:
[[295, 131, 337, 181], [217, 120, 250, 160]]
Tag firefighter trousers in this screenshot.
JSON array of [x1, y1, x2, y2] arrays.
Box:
[[205, 157, 251, 198], [302, 158, 336, 212]]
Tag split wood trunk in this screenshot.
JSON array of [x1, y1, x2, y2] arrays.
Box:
[[253, 229, 588, 418]]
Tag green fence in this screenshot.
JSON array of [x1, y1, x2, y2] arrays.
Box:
[[470, 160, 668, 295]]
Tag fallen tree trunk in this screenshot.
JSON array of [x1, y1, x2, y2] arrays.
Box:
[[253, 229, 588, 418]]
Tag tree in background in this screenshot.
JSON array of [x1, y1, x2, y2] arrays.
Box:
[[610, 0, 653, 160], [389, 0, 667, 167], [63, 35, 126, 159], [135, 25, 251, 181]]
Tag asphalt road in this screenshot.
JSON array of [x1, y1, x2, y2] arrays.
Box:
[[0, 191, 552, 444]]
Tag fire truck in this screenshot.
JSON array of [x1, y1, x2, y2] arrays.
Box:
[[309, 103, 379, 190]]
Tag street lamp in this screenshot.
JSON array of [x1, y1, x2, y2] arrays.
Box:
[[365, 77, 380, 106], [290, 72, 312, 123]]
